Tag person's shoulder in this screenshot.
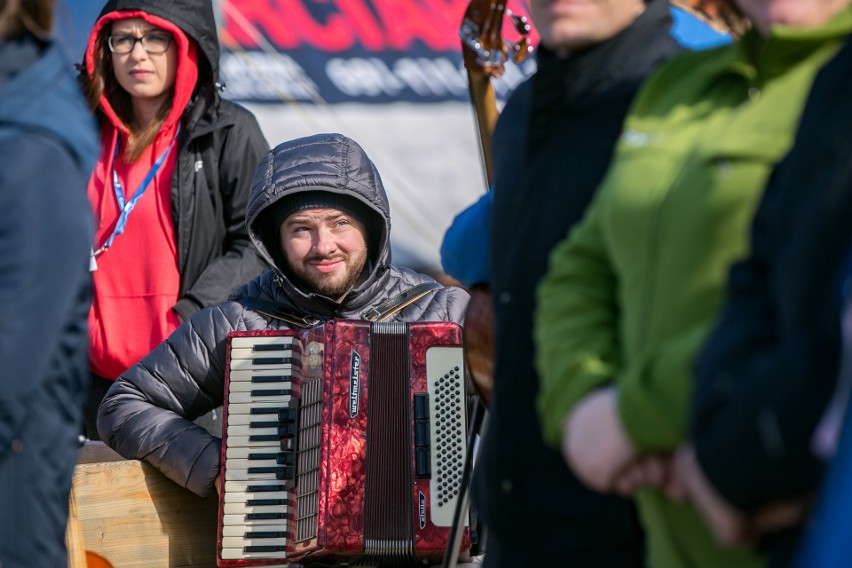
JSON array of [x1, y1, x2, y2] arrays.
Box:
[[216, 98, 261, 123], [629, 41, 741, 115], [388, 266, 470, 303]]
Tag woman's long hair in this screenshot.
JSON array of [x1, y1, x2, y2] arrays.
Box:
[[84, 22, 176, 163], [0, 0, 55, 39]]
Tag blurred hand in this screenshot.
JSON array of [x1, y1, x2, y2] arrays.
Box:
[[562, 386, 637, 492], [677, 445, 813, 548], [214, 473, 222, 497], [676, 446, 750, 546], [612, 453, 688, 500]]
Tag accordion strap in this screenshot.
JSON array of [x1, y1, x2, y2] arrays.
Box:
[[362, 281, 442, 322], [236, 282, 442, 327], [236, 297, 324, 329]]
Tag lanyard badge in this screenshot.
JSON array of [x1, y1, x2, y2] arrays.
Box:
[[91, 126, 181, 270]]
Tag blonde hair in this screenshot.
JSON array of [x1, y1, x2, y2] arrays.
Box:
[[83, 19, 176, 163], [0, 0, 55, 39]]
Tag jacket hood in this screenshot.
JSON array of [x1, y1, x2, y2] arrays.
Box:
[[91, 0, 218, 83], [0, 38, 99, 172], [245, 133, 393, 309], [85, 9, 198, 137]]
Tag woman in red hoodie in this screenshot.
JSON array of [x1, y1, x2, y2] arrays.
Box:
[[81, 0, 269, 439]]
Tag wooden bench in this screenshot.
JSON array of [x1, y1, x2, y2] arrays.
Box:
[[66, 442, 218, 568]]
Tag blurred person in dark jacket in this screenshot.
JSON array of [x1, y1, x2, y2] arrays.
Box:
[[0, 0, 98, 566], [681, 36, 852, 567], [79, 0, 269, 439], [440, 0, 688, 565]]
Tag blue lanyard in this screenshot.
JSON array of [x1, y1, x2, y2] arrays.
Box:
[[93, 125, 180, 256]]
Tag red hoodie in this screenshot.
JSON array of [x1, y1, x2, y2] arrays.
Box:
[[85, 11, 198, 380]]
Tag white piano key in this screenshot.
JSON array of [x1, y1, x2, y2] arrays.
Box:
[[229, 392, 293, 404], [227, 369, 296, 384], [227, 424, 292, 438], [224, 436, 285, 448], [221, 547, 287, 560], [223, 501, 292, 515], [230, 358, 297, 371], [225, 468, 292, 481], [226, 446, 280, 459], [224, 480, 292, 493], [230, 336, 297, 348], [221, 523, 291, 536], [230, 345, 295, 359], [227, 381, 293, 393], [224, 490, 291, 503], [222, 536, 290, 549], [226, 413, 294, 426], [225, 401, 290, 415]]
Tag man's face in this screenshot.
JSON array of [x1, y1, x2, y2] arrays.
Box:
[[280, 207, 369, 301], [529, 0, 646, 52], [734, 0, 851, 34]]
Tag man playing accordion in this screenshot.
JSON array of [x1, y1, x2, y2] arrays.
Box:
[[96, 133, 470, 565]]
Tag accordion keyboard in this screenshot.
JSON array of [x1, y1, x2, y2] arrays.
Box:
[[220, 335, 301, 561]]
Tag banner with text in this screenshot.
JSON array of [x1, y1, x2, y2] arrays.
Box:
[[216, 0, 537, 104]]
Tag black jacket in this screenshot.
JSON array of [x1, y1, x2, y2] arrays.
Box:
[[691, 38, 852, 563], [98, 134, 469, 497], [473, 2, 680, 564], [91, 0, 269, 320], [0, 36, 98, 567]]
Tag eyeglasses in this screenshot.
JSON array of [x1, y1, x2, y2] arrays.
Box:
[[107, 33, 173, 54]]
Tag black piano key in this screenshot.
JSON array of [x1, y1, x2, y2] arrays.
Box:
[[248, 421, 278, 429], [245, 531, 293, 539], [244, 545, 288, 553], [246, 512, 289, 520], [252, 357, 300, 366], [247, 466, 293, 475], [245, 424, 296, 440], [251, 375, 290, 383], [247, 452, 277, 460], [246, 499, 292, 507], [246, 484, 289, 492], [251, 343, 291, 352], [250, 389, 292, 397]]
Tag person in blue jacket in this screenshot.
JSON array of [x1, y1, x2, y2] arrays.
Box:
[[0, 0, 98, 566]]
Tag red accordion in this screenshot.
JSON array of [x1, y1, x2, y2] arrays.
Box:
[[216, 320, 471, 566]]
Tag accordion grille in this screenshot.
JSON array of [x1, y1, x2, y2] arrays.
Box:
[[295, 376, 323, 542]]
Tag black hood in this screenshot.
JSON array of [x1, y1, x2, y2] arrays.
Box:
[[245, 133, 393, 308]]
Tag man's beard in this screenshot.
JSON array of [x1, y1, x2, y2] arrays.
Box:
[[286, 248, 369, 302]]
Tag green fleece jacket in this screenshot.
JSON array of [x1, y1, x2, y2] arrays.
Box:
[[535, 9, 852, 568]]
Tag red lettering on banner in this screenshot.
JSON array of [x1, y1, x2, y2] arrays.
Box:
[[270, 0, 353, 50], [220, 0, 299, 48], [220, 0, 513, 52], [331, 0, 384, 50], [370, 0, 449, 50], [419, 0, 470, 36]]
